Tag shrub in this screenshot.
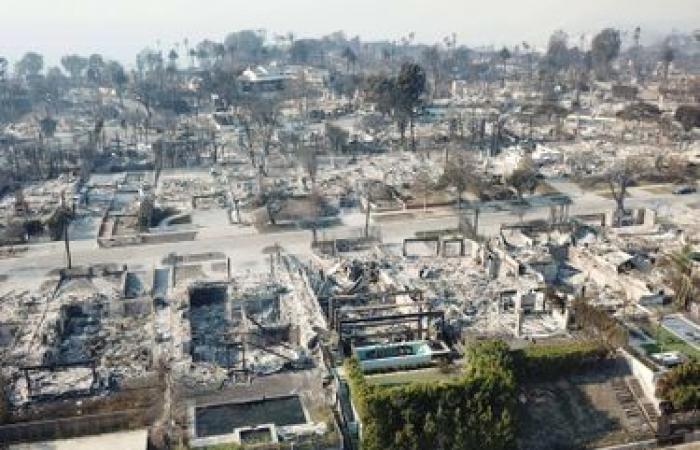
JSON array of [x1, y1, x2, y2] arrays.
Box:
[[512, 340, 608, 382], [657, 361, 700, 412], [345, 340, 517, 450]]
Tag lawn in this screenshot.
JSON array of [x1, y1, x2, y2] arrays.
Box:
[[364, 366, 462, 386], [639, 326, 700, 362]]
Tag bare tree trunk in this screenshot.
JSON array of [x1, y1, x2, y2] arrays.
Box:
[[64, 221, 72, 269], [410, 114, 416, 151], [364, 196, 371, 238], [234, 199, 241, 223]]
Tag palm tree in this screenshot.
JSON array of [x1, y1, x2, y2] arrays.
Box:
[[499, 47, 511, 87], [665, 245, 699, 311]]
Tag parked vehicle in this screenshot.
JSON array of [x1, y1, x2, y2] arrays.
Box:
[[672, 185, 697, 195]]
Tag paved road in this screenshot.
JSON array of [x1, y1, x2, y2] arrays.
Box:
[[0, 183, 697, 293]]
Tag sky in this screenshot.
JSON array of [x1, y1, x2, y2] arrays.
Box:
[[1, 0, 698, 68]]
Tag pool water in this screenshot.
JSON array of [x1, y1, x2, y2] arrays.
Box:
[[195, 395, 306, 437]]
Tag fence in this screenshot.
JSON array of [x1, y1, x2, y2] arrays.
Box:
[[0, 406, 157, 445]]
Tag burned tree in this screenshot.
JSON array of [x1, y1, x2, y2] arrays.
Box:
[[414, 168, 435, 211], [237, 95, 282, 171], [299, 145, 318, 189], [254, 183, 284, 226], [442, 152, 482, 209], [663, 245, 700, 311], [507, 156, 539, 200], [606, 157, 646, 226]]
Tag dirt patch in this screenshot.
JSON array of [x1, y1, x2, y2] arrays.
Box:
[[536, 182, 561, 196], [639, 185, 672, 195], [374, 212, 417, 223], [592, 189, 633, 200], [517, 365, 654, 450]]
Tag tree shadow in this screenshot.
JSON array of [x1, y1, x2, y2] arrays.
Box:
[[517, 358, 641, 450]]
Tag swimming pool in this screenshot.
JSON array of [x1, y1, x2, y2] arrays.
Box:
[[354, 340, 447, 372]]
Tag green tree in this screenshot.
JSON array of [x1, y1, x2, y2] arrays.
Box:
[[16, 52, 44, 78], [365, 75, 397, 116], [591, 28, 621, 80], [345, 340, 517, 450], [60, 54, 88, 82], [396, 62, 426, 151], [656, 362, 700, 411], [543, 30, 571, 72], [341, 46, 357, 73], [498, 46, 511, 87], [224, 29, 264, 64], [507, 156, 539, 200], [107, 61, 128, 103], [87, 53, 105, 83]]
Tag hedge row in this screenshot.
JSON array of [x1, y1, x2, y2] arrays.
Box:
[[345, 340, 517, 450], [512, 340, 608, 382]]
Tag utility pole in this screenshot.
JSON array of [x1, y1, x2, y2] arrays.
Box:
[[364, 194, 371, 239], [234, 198, 241, 223], [64, 220, 72, 270], [60, 193, 72, 270]]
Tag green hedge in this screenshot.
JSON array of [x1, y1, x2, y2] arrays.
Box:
[[512, 340, 608, 382], [345, 340, 608, 449], [345, 340, 517, 450]]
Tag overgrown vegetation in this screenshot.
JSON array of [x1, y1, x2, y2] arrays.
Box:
[[656, 361, 700, 412], [512, 340, 608, 382], [664, 244, 700, 312], [345, 339, 613, 449], [346, 340, 517, 450], [572, 298, 629, 348]]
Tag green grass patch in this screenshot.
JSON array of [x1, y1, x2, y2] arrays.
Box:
[[639, 326, 700, 362], [365, 367, 462, 386]]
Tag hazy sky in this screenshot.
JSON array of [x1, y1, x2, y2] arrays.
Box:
[[2, 0, 698, 67]]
